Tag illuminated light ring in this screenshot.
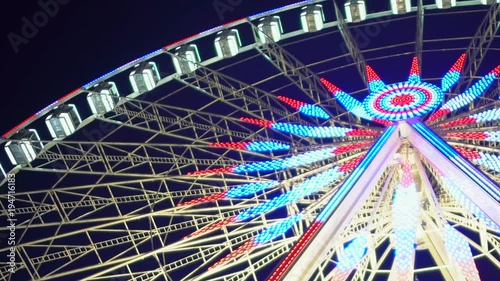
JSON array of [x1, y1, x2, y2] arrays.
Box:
[[375, 89, 429, 113], [373, 86, 431, 114], [364, 82, 443, 121], [373, 87, 432, 114]]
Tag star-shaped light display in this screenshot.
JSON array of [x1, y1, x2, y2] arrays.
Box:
[[321, 55, 500, 122]]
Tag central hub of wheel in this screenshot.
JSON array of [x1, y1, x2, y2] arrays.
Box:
[[391, 93, 415, 106], [363, 81, 443, 121]]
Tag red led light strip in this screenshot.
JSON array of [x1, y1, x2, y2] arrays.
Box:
[[446, 132, 488, 140], [209, 239, 255, 270], [490, 65, 500, 76], [240, 117, 275, 128], [268, 221, 323, 281], [427, 108, 451, 123], [3, 88, 82, 139], [373, 118, 393, 126], [210, 142, 249, 150], [277, 96, 307, 110], [332, 141, 373, 154], [345, 129, 379, 136], [163, 34, 201, 50], [439, 116, 476, 128], [185, 216, 236, 239], [366, 65, 382, 83], [177, 192, 226, 207], [409, 57, 420, 77], [453, 146, 481, 160], [187, 166, 234, 176], [339, 155, 365, 172], [450, 54, 466, 72], [223, 18, 246, 27], [2, 114, 37, 139], [320, 78, 342, 94], [58, 88, 82, 102]]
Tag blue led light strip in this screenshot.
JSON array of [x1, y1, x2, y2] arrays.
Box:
[[440, 72, 498, 114], [332, 233, 368, 277], [248, 0, 314, 20], [226, 181, 279, 198], [413, 123, 499, 199], [415, 125, 491, 199], [232, 147, 335, 174], [254, 213, 303, 245], [235, 166, 344, 222], [412, 123, 500, 200], [316, 126, 396, 222]]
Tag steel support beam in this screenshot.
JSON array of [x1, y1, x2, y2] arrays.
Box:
[[112, 98, 263, 141], [453, 3, 500, 96], [420, 213, 466, 281], [403, 121, 500, 225], [415, 0, 424, 72], [333, 0, 368, 85], [250, 23, 355, 124], [167, 52, 305, 125], [277, 125, 401, 280], [415, 155, 466, 281]]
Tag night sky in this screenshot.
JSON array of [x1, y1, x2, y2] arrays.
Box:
[[1, 0, 499, 280], [1, 0, 307, 135]]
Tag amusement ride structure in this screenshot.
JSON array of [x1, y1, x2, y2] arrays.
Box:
[[0, 0, 499, 280]]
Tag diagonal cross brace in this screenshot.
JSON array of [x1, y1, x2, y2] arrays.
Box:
[[453, 3, 500, 96], [333, 0, 368, 85]]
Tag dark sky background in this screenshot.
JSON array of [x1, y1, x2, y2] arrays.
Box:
[[0, 1, 498, 280], [0, 0, 312, 135]]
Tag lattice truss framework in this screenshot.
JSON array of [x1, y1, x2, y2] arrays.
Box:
[[0, 1, 499, 281]]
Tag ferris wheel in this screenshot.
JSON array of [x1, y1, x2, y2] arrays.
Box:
[[1, 0, 499, 280]]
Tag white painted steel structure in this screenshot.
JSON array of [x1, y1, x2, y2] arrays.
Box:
[[0, 1, 499, 280]]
